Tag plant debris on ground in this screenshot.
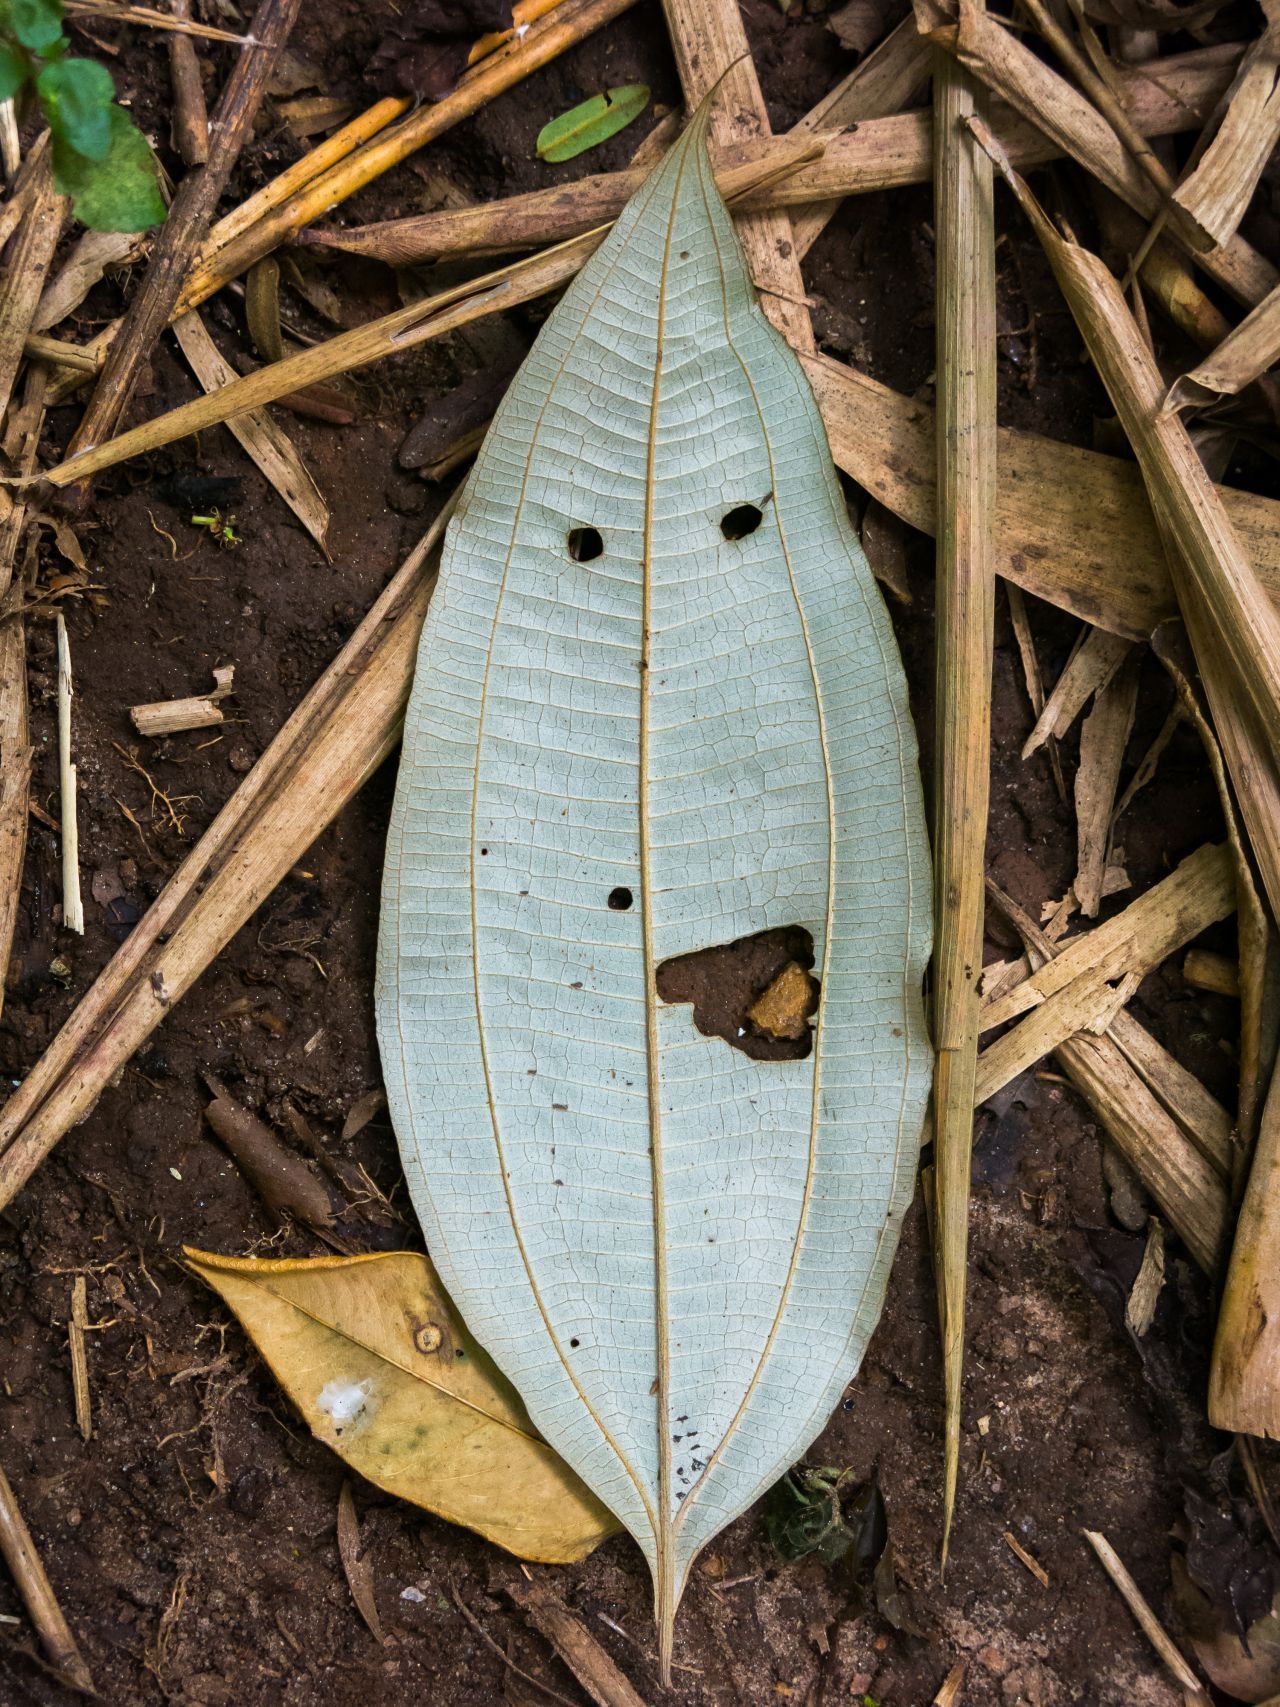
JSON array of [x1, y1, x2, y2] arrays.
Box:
[[3, 0, 1280, 1702]]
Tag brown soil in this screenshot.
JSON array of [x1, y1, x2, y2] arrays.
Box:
[[0, 3, 1270, 1704]]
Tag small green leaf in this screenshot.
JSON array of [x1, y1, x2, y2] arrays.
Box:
[[8, 0, 63, 54], [38, 57, 114, 161], [0, 42, 27, 101], [534, 83, 650, 163], [52, 103, 164, 231]]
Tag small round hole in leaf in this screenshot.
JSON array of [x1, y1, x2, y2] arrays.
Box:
[[608, 887, 633, 911], [720, 503, 763, 541], [567, 525, 604, 562]]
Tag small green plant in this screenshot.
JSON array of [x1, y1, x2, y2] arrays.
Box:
[[0, 0, 164, 230], [191, 510, 241, 548]]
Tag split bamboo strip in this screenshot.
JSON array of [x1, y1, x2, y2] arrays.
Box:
[[660, 0, 813, 351], [974, 124, 1280, 927], [175, 0, 638, 314], [0, 497, 458, 1208], [299, 44, 1239, 267], [930, 13, 997, 1565], [0, 1456, 93, 1693], [59, 0, 303, 481], [55, 615, 83, 937]]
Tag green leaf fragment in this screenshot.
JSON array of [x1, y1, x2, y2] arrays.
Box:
[[7, 0, 63, 53], [534, 83, 650, 163], [0, 41, 26, 101], [52, 102, 164, 231], [38, 56, 115, 161]]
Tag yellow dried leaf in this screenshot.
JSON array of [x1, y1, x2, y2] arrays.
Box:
[[185, 1247, 619, 1564]]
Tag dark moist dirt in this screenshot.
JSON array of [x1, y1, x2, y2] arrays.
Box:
[[0, 2, 1273, 1703]]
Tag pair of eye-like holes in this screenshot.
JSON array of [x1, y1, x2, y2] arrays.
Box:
[[566, 502, 764, 564]]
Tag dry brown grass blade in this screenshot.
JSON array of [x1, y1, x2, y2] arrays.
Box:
[[176, 0, 638, 315], [60, 0, 303, 492], [300, 44, 1238, 268], [1023, 628, 1133, 758], [1107, 1008, 1234, 1179], [1094, 192, 1232, 352], [0, 150, 64, 423], [170, 309, 330, 554], [0, 1454, 94, 1693], [931, 12, 997, 1567], [1172, 4, 1280, 248], [977, 125, 1280, 931], [985, 880, 1232, 1270], [0, 495, 457, 1210], [661, 0, 813, 351], [1166, 281, 1280, 410], [803, 354, 1280, 641], [934, 11, 1276, 306], [1073, 649, 1140, 915], [63, 0, 247, 41], [1006, 586, 1066, 801]]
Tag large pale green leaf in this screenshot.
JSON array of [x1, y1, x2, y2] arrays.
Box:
[[377, 103, 932, 1662]]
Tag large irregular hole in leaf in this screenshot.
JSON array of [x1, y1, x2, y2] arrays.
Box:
[[567, 525, 603, 562], [655, 925, 820, 1061]]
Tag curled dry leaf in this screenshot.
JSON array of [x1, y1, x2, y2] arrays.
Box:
[[184, 1248, 620, 1564]]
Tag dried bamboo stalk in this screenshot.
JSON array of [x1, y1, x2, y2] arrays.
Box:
[[0, 1457, 93, 1693], [975, 943, 1140, 1101], [1083, 1531, 1212, 1704], [59, 0, 303, 489], [931, 12, 997, 1564], [1094, 192, 1232, 351], [661, 0, 813, 351], [42, 141, 817, 490], [55, 616, 83, 937], [1107, 1008, 1234, 1179], [977, 122, 1280, 928], [0, 150, 65, 423], [0, 366, 46, 1023], [935, 12, 1276, 306], [1172, 7, 1280, 248], [300, 44, 1238, 267], [0, 497, 457, 1210], [175, 0, 638, 314], [168, 0, 209, 166], [131, 666, 234, 737]]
